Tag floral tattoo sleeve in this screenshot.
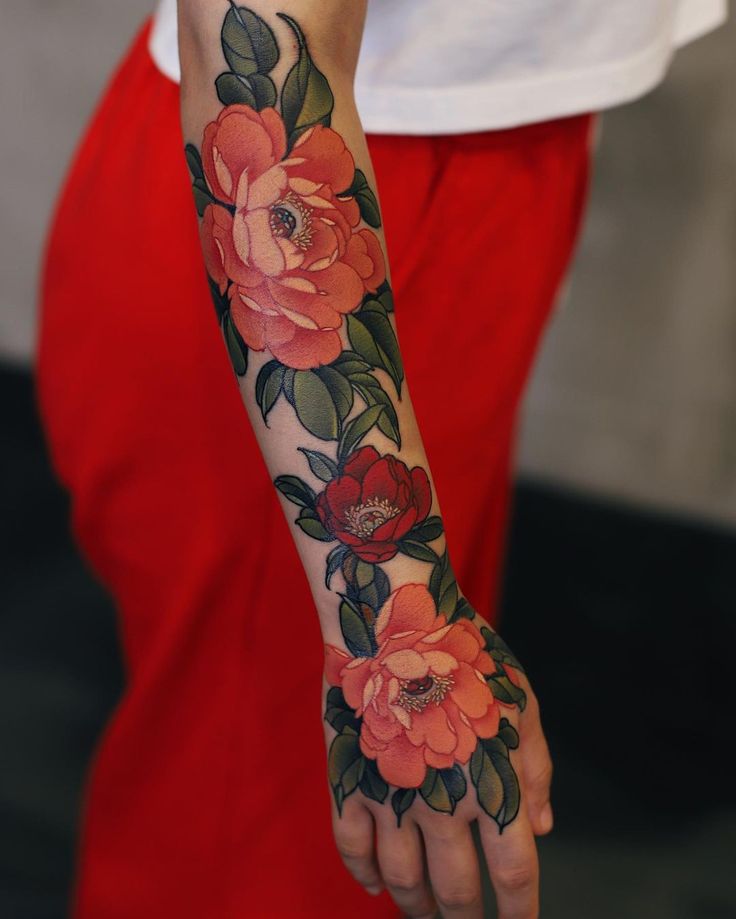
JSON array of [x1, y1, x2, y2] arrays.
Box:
[[186, 2, 527, 832]]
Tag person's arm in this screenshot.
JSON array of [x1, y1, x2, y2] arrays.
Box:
[[178, 3, 551, 916]]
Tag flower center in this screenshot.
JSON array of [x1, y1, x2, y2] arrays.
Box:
[[343, 497, 400, 539], [269, 192, 313, 250], [398, 674, 454, 712]]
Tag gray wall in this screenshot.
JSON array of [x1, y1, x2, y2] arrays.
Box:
[[0, 0, 152, 362], [517, 15, 736, 525], [1, 2, 733, 523]]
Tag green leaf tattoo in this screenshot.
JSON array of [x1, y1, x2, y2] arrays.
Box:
[[277, 13, 334, 147], [470, 722, 522, 832]]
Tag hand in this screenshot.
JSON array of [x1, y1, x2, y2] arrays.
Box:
[[324, 587, 552, 918]]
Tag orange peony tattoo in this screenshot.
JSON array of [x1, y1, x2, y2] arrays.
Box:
[[185, 3, 527, 833]]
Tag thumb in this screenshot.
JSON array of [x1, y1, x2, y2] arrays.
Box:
[[519, 690, 554, 836]]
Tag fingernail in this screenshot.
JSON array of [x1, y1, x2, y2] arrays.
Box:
[[540, 803, 554, 833], [366, 885, 383, 896]]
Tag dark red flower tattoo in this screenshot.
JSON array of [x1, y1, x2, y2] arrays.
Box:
[[316, 446, 432, 563]]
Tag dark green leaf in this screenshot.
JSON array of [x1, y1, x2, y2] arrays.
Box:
[[215, 72, 256, 107], [273, 474, 315, 508], [221, 4, 279, 77], [487, 674, 527, 711], [208, 277, 229, 323], [438, 556, 459, 616], [354, 559, 375, 589], [346, 557, 390, 611], [317, 366, 354, 421], [255, 360, 285, 423], [223, 312, 247, 376], [391, 788, 416, 827], [419, 765, 467, 815], [497, 718, 520, 751], [470, 736, 521, 831], [348, 371, 383, 390], [378, 286, 395, 313], [351, 581, 379, 612], [346, 315, 382, 367], [406, 516, 443, 544], [480, 627, 526, 674], [361, 311, 404, 393], [248, 72, 277, 109], [429, 554, 445, 607], [439, 581, 459, 617], [349, 379, 400, 445], [372, 565, 390, 608], [338, 404, 385, 461], [278, 13, 334, 147], [328, 730, 364, 815], [360, 297, 388, 317], [296, 509, 333, 541], [451, 597, 475, 621], [359, 759, 389, 804], [184, 143, 204, 181], [331, 351, 371, 376], [192, 177, 216, 217], [339, 598, 375, 658], [376, 401, 401, 448], [325, 545, 349, 589], [293, 370, 340, 441], [341, 552, 359, 586], [340, 168, 381, 229], [397, 540, 439, 564], [347, 310, 403, 394], [324, 686, 361, 734], [298, 447, 338, 483], [283, 368, 295, 405]]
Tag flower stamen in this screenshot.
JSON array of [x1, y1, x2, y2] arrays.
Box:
[[397, 673, 454, 712], [343, 497, 400, 538], [269, 191, 313, 250]]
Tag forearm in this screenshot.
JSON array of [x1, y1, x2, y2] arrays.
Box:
[[178, 3, 529, 839], [178, 0, 458, 640]]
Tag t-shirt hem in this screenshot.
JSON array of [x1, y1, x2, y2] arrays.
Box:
[[149, 0, 727, 135], [353, 9, 724, 136], [355, 41, 670, 134], [674, 0, 727, 45]]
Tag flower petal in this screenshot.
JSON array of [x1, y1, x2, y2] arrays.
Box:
[[324, 644, 350, 686], [342, 446, 380, 481], [448, 662, 495, 719], [406, 703, 457, 755], [382, 649, 429, 680], [289, 125, 355, 194], [375, 584, 438, 642], [374, 733, 427, 788]]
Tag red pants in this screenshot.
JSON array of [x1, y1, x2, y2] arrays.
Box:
[[38, 22, 591, 919]]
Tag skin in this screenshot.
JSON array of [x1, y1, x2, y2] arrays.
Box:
[[179, 2, 554, 916]]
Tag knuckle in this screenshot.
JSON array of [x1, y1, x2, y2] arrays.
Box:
[[335, 839, 372, 863], [382, 870, 423, 894], [530, 758, 553, 789], [434, 884, 480, 910], [495, 863, 537, 893]]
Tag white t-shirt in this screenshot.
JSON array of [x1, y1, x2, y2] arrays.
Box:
[[149, 0, 726, 134]]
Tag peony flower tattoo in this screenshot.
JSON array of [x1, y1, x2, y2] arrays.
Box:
[[186, 3, 527, 833], [200, 106, 385, 369], [316, 446, 432, 563], [325, 585, 501, 788]]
